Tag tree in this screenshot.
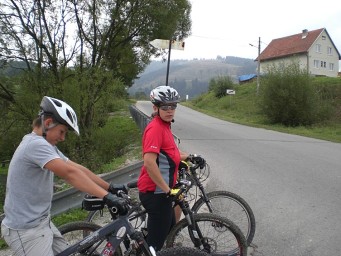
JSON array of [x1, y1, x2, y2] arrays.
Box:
[[208, 76, 234, 98], [0, 0, 192, 164]]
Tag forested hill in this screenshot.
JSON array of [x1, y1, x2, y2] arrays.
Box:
[[129, 56, 257, 99]]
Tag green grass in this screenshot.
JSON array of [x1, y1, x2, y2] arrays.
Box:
[[184, 79, 341, 143]]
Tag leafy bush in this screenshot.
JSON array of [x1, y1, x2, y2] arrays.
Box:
[[259, 62, 318, 126], [87, 114, 141, 171], [208, 76, 235, 98]]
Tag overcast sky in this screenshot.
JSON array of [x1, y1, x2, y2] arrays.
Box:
[[167, 0, 341, 68]]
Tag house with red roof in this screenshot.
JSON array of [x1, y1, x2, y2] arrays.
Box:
[[257, 28, 341, 77]]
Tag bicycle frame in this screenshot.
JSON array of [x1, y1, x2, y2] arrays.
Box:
[[57, 214, 155, 256]]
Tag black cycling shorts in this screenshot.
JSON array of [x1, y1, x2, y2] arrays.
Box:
[[139, 192, 175, 251]]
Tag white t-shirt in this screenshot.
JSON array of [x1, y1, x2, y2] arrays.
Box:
[[3, 133, 67, 229]]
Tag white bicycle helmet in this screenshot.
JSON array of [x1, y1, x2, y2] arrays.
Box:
[[150, 85, 180, 105], [40, 96, 80, 135]]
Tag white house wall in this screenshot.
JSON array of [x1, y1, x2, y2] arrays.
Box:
[[260, 55, 307, 74], [308, 30, 339, 77]]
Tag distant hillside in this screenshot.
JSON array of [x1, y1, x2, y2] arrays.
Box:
[[129, 56, 257, 99]]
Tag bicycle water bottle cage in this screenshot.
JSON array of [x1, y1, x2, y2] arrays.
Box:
[[82, 194, 105, 211]]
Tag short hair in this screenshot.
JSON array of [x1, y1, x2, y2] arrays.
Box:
[[31, 114, 56, 128]]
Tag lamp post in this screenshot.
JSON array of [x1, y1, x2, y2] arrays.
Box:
[[249, 37, 261, 95]]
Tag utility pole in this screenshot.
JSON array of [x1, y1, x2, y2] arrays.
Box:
[[165, 39, 172, 86], [257, 37, 261, 95], [249, 37, 261, 95]]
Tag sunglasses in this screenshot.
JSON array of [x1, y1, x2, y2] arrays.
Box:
[[159, 104, 177, 111]]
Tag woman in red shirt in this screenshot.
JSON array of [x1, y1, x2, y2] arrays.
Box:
[[137, 85, 190, 251]]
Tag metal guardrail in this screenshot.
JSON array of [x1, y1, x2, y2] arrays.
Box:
[[129, 104, 151, 131]]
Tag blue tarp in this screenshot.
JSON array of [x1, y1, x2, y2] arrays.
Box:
[[238, 74, 257, 82]]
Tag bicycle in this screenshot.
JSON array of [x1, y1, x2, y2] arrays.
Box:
[[87, 159, 255, 246], [57, 192, 211, 256], [82, 180, 247, 256]]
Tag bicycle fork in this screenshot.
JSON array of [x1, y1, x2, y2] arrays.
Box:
[[180, 201, 212, 253]]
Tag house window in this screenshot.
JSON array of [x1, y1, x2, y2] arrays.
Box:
[[316, 44, 321, 53], [329, 63, 334, 71], [320, 61, 326, 68], [314, 60, 319, 68], [322, 35, 326, 40], [327, 47, 332, 55]]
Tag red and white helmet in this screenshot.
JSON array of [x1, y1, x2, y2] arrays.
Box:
[[150, 85, 180, 105], [40, 96, 80, 135]]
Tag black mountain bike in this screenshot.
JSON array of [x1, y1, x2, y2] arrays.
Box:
[[82, 180, 247, 256], [87, 160, 255, 246], [57, 189, 208, 256], [57, 192, 210, 256]]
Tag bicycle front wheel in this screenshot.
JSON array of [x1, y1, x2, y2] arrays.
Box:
[[191, 190, 256, 245], [165, 213, 247, 256], [58, 221, 123, 256]]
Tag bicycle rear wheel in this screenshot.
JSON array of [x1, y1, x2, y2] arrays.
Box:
[[165, 213, 247, 256], [58, 221, 123, 256], [191, 190, 256, 245]]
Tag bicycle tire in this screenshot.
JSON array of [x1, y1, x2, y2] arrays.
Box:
[[191, 190, 256, 245], [58, 221, 123, 256], [157, 246, 210, 256], [165, 213, 247, 256]]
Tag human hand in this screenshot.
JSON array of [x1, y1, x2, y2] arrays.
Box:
[[166, 188, 181, 201], [187, 154, 206, 168], [108, 183, 128, 195], [103, 193, 129, 215]]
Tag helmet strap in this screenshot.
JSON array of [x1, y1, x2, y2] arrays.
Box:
[[40, 113, 58, 139], [41, 114, 47, 139]]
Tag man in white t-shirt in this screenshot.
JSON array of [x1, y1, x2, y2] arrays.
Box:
[[1, 96, 129, 256]]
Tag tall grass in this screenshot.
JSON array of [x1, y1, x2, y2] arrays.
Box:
[[185, 78, 341, 143]]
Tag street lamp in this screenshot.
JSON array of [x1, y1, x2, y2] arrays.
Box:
[[249, 37, 261, 95]]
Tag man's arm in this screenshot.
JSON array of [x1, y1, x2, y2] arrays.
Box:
[[67, 160, 110, 190], [45, 158, 108, 198]]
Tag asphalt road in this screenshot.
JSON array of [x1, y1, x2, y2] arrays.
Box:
[[136, 101, 341, 256]]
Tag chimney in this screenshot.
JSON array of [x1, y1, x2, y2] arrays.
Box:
[[302, 29, 308, 39]]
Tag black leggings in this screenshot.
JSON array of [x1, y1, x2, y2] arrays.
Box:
[[139, 192, 175, 251]]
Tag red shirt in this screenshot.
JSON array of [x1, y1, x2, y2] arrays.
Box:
[[137, 116, 180, 193]]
